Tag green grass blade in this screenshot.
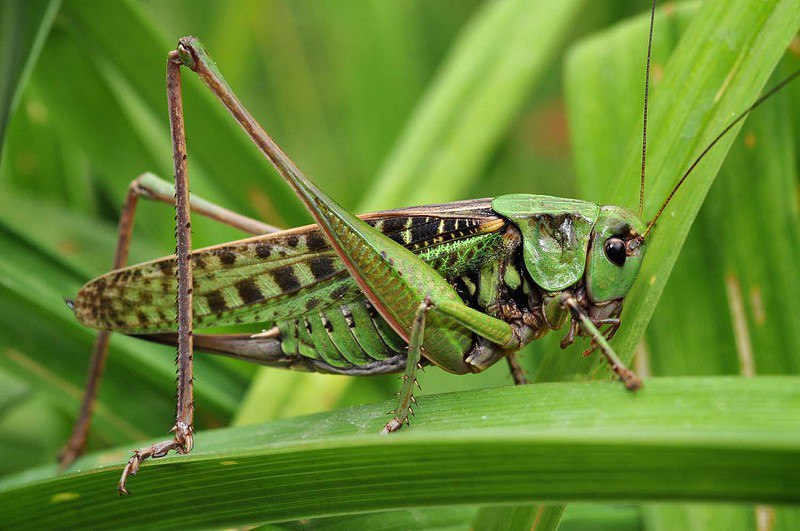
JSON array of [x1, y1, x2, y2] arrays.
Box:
[[360, 0, 584, 210], [610, 0, 800, 360], [57, 0, 308, 227], [0, 0, 59, 148], [265, 506, 477, 531], [233, 371, 352, 426], [564, 0, 800, 369], [472, 506, 539, 531], [473, 504, 565, 531], [560, 504, 642, 531], [266, 503, 640, 530], [566, 2, 800, 529], [566, 2, 696, 201], [1, 377, 798, 528], [641, 82, 800, 531]]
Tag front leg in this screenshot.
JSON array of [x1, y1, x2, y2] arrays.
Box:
[[581, 318, 621, 357], [562, 296, 641, 391]]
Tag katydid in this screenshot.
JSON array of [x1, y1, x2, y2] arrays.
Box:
[[57, 0, 799, 495]]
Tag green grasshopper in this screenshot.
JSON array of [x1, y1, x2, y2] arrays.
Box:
[[58, 1, 798, 494]]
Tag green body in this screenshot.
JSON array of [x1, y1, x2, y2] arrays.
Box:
[[72, 37, 649, 380], [74, 192, 647, 375]]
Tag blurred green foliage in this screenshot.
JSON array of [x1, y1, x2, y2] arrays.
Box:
[[0, 0, 799, 529]]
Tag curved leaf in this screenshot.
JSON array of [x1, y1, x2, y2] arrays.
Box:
[[0, 377, 797, 528]]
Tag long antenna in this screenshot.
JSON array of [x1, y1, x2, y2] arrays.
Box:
[[639, 0, 656, 218], [644, 67, 800, 237]]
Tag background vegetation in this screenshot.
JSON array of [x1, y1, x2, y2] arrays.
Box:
[[0, 0, 798, 528]]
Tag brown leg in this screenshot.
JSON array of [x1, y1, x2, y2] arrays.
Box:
[[560, 320, 578, 349], [58, 174, 279, 469], [506, 352, 528, 385], [117, 51, 195, 495], [58, 179, 140, 468], [129, 172, 281, 235]]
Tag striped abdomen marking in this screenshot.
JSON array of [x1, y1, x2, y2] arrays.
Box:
[[278, 298, 405, 368]]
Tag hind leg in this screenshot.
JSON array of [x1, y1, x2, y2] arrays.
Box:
[[60, 175, 278, 468]]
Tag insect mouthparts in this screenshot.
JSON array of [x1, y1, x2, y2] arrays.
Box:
[[627, 236, 645, 253]]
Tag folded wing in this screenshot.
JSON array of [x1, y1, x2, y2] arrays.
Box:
[[72, 199, 504, 334]]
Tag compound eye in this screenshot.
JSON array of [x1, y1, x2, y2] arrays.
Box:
[[604, 238, 626, 266]]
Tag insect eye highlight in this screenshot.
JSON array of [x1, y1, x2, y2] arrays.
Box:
[[604, 238, 626, 266]]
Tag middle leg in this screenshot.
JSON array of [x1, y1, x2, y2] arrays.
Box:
[[506, 353, 528, 385], [381, 298, 431, 434]]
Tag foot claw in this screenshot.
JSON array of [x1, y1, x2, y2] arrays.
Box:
[[380, 418, 403, 435], [620, 370, 643, 391], [118, 453, 139, 495], [117, 424, 193, 494]]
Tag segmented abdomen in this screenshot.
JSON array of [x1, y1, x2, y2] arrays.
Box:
[[277, 298, 406, 368]]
